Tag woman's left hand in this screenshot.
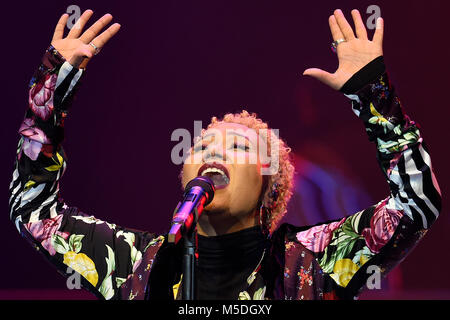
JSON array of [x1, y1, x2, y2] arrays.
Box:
[[303, 9, 384, 90]]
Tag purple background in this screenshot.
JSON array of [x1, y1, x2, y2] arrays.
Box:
[[1, 0, 449, 299]]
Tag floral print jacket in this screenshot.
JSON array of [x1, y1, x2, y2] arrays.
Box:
[[9, 47, 442, 300]]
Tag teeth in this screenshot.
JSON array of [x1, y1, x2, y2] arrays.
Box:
[[201, 167, 226, 176], [200, 167, 230, 185]]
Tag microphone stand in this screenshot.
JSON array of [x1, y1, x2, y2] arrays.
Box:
[[169, 176, 215, 300], [182, 207, 198, 300]]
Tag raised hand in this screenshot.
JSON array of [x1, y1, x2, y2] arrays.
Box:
[[303, 9, 384, 90], [51, 9, 121, 69]]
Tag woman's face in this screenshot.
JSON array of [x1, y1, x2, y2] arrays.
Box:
[[182, 122, 265, 234]]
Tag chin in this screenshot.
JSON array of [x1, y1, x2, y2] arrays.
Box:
[[204, 200, 230, 215], [204, 205, 226, 215]]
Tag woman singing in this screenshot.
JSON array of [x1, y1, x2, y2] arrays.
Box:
[[9, 8, 441, 300]]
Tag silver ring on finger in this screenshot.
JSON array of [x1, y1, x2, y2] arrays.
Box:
[[331, 38, 346, 53], [89, 42, 102, 55]]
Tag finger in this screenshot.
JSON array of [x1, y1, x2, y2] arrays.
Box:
[[67, 9, 94, 38], [303, 68, 338, 89], [90, 23, 121, 48], [52, 13, 69, 42], [328, 15, 344, 41], [351, 9, 368, 40], [334, 9, 355, 40], [79, 13, 114, 43], [372, 17, 384, 46]]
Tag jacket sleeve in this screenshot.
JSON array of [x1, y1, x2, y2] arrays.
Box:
[[294, 56, 442, 298], [9, 46, 164, 300]]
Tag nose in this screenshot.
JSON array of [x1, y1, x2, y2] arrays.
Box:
[[203, 143, 226, 162]]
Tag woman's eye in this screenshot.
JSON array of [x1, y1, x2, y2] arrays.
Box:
[[232, 143, 249, 151], [193, 144, 207, 153]]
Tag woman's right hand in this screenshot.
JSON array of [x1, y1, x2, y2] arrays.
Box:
[[51, 9, 121, 69]]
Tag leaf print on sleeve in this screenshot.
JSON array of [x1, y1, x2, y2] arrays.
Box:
[[43, 152, 64, 172], [239, 291, 251, 300], [318, 213, 369, 276], [71, 215, 117, 230], [368, 103, 395, 133], [52, 234, 99, 287], [376, 127, 420, 154], [144, 235, 165, 251], [98, 244, 116, 300], [352, 247, 374, 266], [252, 287, 266, 300], [52, 233, 70, 254], [116, 231, 143, 272], [115, 277, 127, 289]]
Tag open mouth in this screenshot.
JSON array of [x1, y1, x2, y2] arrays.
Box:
[[198, 162, 230, 189]]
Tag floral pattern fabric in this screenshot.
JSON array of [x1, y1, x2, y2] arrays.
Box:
[[9, 47, 441, 300]]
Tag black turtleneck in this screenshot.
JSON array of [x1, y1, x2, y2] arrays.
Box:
[[196, 226, 268, 300]]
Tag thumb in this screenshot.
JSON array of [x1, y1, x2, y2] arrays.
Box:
[[303, 68, 338, 89], [69, 46, 93, 69]]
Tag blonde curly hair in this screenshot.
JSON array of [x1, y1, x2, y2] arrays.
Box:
[[206, 110, 295, 233]]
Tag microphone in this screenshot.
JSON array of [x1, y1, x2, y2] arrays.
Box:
[[168, 176, 215, 244]]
